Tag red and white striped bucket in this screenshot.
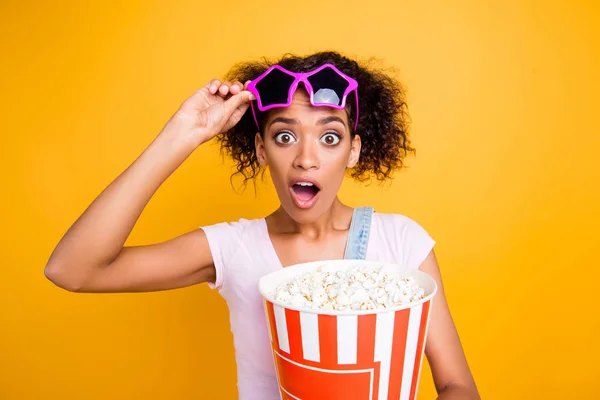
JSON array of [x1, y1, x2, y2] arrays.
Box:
[[259, 260, 438, 400]]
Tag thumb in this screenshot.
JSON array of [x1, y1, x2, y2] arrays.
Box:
[[223, 91, 255, 116]]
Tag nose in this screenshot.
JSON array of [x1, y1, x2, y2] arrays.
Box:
[[293, 139, 319, 170]]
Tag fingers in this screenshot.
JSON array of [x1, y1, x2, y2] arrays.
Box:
[[204, 79, 252, 97], [217, 81, 231, 96], [229, 81, 243, 95], [218, 80, 245, 96], [205, 79, 221, 94]]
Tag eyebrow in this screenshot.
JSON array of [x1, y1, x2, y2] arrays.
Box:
[[269, 117, 298, 127], [268, 116, 347, 128], [316, 116, 347, 127]]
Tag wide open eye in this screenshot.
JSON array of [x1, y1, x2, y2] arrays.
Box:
[[321, 132, 341, 146], [275, 131, 297, 144]]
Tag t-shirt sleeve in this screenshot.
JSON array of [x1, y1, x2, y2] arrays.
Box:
[[395, 215, 436, 269], [200, 221, 242, 290]]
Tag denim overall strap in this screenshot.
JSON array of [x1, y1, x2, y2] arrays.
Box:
[[343, 206, 374, 260]]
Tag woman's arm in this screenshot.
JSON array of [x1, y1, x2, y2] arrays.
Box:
[[419, 250, 481, 400], [45, 80, 253, 293], [44, 128, 216, 292]]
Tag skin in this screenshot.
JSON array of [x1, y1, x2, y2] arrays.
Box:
[[45, 77, 480, 399]]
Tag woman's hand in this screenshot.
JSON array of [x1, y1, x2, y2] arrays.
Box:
[[165, 79, 255, 147]]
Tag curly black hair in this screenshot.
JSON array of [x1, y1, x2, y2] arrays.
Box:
[[217, 50, 414, 184]]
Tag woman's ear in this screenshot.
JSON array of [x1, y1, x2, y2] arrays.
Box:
[[347, 134, 361, 168], [255, 132, 268, 166]]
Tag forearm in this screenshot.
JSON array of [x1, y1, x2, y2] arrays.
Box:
[[45, 124, 196, 284]]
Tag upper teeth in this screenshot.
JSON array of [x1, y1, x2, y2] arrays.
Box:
[[297, 182, 314, 186]]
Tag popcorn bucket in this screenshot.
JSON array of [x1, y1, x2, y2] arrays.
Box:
[[258, 260, 438, 400]]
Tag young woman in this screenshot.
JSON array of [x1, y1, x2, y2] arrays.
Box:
[[45, 51, 479, 399]]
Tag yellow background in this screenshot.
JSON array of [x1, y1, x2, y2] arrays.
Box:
[[1, 0, 598, 399]]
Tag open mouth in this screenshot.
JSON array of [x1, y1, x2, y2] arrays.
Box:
[[290, 181, 321, 209]]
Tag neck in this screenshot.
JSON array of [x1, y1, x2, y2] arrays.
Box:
[[269, 197, 353, 239]]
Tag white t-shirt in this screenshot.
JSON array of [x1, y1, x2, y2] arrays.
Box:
[[201, 211, 435, 400]]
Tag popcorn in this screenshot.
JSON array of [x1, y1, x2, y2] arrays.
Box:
[[271, 264, 426, 311]]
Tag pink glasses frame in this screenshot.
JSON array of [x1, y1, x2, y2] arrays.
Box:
[[246, 63, 359, 131]]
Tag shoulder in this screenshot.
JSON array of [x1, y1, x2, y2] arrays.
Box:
[[372, 211, 431, 236], [200, 217, 262, 241], [371, 211, 436, 269], [199, 217, 265, 290]]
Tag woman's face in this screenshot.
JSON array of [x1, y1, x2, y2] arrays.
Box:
[[255, 89, 361, 223]]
